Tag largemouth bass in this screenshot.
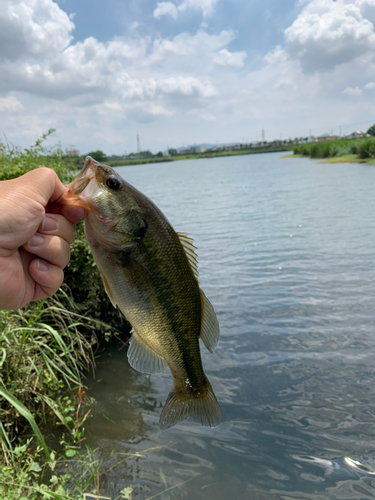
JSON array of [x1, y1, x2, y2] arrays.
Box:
[[61, 157, 222, 429]]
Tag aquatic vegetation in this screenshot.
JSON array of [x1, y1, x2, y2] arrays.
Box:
[[293, 137, 375, 161]]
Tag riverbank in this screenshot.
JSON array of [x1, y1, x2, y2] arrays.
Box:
[[284, 153, 375, 165], [100, 146, 292, 167], [0, 134, 129, 498], [291, 137, 375, 163]]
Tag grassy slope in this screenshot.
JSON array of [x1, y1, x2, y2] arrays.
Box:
[[0, 134, 125, 499]]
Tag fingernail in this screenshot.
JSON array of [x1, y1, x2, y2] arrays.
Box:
[[76, 208, 86, 222], [28, 234, 44, 247], [42, 215, 58, 232], [37, 260, 49, 272]]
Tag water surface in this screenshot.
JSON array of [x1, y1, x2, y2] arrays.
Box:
[[85, 153, 375, 499]]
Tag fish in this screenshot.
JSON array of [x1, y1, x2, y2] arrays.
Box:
[[60, 156, 222, 430]]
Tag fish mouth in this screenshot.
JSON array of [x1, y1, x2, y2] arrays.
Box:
[[58, 156, 99, 209]]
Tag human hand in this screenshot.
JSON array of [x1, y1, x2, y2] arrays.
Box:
[[0, 168, 86, 309]]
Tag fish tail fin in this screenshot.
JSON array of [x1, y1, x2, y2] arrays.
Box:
[[159, 378, 222, 430]]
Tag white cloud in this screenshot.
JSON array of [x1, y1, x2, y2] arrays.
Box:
[[153, 0, 218, 19], [0, 4, 222, 106], [188, 109, 216, 120], [0, 0, 74, 61], [285, 0, 375, 72], [213, 49, 247, 68], [155, 76, 216, 97], [153, 2, 178, 19], [178, 0, 218, 17], [2, 0, 375, 155], [0, 94, 23, 111], [146, 104, 174, 116], [147, 30, 235, 65], [264, 45, 288, 65], [343, 85, 363, 95]]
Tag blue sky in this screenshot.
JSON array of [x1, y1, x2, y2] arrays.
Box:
[[1, 0, 375, 155]]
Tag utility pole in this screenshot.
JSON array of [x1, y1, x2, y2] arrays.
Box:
[[137, 133, 142, 153]]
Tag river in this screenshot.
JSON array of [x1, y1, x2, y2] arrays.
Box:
[[84, 152, 375, 499]]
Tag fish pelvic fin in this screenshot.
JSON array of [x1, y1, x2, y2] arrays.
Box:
[[159, 378, 222, 430], [128, 329, 168, 374], [200, 289, 220, 353], [100, 272, 117, 309]]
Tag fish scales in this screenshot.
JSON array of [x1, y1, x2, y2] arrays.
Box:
[[60, 156, 222, 429]]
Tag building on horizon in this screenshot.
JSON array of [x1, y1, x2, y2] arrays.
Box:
[[66, 149, 80, 156]]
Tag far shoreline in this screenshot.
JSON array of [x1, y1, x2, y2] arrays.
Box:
[[282, 153, 375, 165], [104, 146, 292, 167]]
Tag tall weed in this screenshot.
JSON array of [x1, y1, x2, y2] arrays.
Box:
[[358, 138, 375, 159], [0, 132, 128, 497]]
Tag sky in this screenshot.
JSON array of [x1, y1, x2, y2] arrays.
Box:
[[1, 0, 375, 155]]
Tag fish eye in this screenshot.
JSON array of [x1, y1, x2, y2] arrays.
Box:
[[106, 177, 121, 190]]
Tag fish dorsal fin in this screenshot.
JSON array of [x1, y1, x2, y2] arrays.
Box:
[[100, 272, 117, 309], [177, 232, 199, 279], [200, 289, 220, 353], [128, 329, 168, 374]]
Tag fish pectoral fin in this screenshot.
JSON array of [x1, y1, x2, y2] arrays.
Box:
[[199, 289, 220, 353], [177, 232, 199, 280], [100, 272, 117, 309], [128, 330, 168, 374]]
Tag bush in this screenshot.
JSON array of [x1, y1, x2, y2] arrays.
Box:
[[292, 138, 369, 160], [358, 138, 375, 159], [0, 132, 130, 497], [0, 131, 129, 337]]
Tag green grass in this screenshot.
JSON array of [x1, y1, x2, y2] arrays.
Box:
[[293, 137, 375, 162], [0, 132, 132, 498], [320, 154, 365, 163]]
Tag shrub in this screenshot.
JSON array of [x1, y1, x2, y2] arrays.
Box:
[[358, 138, 375, 159], [0, 132, 129, 497], [0, 131, 129, 338]]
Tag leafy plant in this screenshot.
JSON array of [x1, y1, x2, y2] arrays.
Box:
[[358, 138, 375, 158], [0, 132, 130, 498]]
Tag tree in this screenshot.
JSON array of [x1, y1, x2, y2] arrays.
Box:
[[87, 150, 106, 162], [140, 150, 153, 157], [367, 124, 375, 136], [156, 152, 163, 157], [168, 148, 177, 156]]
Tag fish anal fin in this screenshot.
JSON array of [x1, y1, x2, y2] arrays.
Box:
[[100, 272, 117, 309], [159, 378, 222, 430], [199, 289, 220, 353], [177, 232, 199, 280], [128, 330, 168, 374]]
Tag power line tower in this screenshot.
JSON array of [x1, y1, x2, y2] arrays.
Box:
[[137, 133, 142, 153]]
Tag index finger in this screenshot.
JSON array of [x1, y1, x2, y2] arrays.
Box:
[[47, 203, 86, 224], [17, 167, 67, 206]]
